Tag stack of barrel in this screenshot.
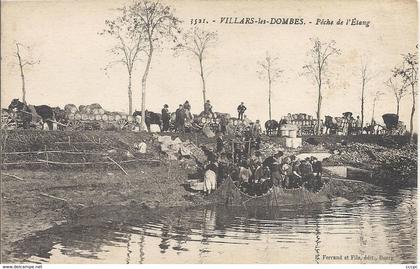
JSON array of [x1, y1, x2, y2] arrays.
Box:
[[282, 113, 322, 136], [282, 113, 317, 127], [64, 103, 136, 124]]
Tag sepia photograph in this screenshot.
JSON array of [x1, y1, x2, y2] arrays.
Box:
[[0, 0, 418, 266]]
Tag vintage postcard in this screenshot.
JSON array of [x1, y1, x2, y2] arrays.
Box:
[[0, 0, 418, 266]]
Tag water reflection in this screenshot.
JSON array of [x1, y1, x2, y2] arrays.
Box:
[[10, 188, 417, 264]]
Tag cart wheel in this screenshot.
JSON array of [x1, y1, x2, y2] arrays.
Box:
[[117, 119, 129, 130], [32, 121, 44, 130], [1, 115, 17, 130], [67, 120, 82, 131]]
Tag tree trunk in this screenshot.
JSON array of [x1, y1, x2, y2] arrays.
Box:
[[372, 101, 376, 123], [396, 100, 400, 117], [16, 43, 26, 104], [128, 72, 133, 115], [268, 78, 272, 121], [199, 57, 206, 110], [410, 84, 415, 143], [316, 82, 322, 135], [140, 42, 153, 131], [361, 80, 365, 129]]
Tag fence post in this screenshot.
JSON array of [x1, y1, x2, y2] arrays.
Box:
[[44, 145, 49, 167]]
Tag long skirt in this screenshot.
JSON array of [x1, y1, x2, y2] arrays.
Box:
[[204, 170, 217, 194]]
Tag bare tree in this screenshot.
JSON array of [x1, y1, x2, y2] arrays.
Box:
[[101, 7, 146, 115], [385, 75, 408, 117], [128, 0, 180, 130], [176, 28, 217, 109], [15, 42, 39, 104], [360, 60, 374, 128], [393, 50, 418, 142], [257, 52, 283, 121], [303, 38, 340, 134], [371, 90, 384, 124]]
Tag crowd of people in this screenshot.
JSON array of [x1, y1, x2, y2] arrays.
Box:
[[201, 132, 324, 196]]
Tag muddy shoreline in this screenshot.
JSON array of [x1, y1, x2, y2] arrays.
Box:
[[1, 130, 417, 262]]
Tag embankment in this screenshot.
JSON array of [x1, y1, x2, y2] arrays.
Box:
[[1, 130, 416, 262]]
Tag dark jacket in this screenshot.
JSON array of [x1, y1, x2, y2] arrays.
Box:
[[237, 104, 247, 113], [216, 137, 224, 152], [161, 108, 170, 120]]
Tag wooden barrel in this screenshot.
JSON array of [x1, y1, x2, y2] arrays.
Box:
[[102, 114, 108, 121], [81, 114, 89, 120], [75, 113, 82, 120], [115, 114, 122, 121], [95, 114, 102, 121], [92, 109, 99, 115], [127, 115, 134, 122], [65, 104, 76, 112], [68, 113, 75, 120], [88, 114, 95, 121], [108, 115, 115, 121], [98, 108, 105, 115]]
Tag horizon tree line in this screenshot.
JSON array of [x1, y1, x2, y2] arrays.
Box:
[[12, 0, 417, 141]]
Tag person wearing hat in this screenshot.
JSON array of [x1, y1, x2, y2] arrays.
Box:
[[233, 135, 244, 163], [281, 157, 293, 188], [311, 156, 322, 177], [183, 100, 191, 111], [183, 100, 192, 120], [204, 100, 214, 117], [216, 132, 224, 153], [237, 102, 247, 120], [292, 159, 302, 187], [175, 104, 185, 133], [161, 104, 170, 132], [300, 157, 314, 186]]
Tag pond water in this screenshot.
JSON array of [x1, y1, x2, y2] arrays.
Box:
[[15, 187, 417, 264]]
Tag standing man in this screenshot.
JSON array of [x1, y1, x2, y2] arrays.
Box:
[[183, 100, 192, 120], [161, 104, 170, 132], [204, 100, 214, 117], [237, 102, 247, 120], [175, 104, 185, 133], [204, 160, 218, 195], [355, 116, 362, 134], [216, 132, 224, 153], [253, 120, 262, 136]]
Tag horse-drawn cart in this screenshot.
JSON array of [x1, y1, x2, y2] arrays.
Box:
[[1, 109, 44, 130], [382, 114, 406, 135]]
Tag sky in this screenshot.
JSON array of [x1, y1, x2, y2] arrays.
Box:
[[1, 0, 418, 130]]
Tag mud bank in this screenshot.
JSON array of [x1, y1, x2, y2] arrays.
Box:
[[1, 164, 210, 262], [1, 130, 415, 262]]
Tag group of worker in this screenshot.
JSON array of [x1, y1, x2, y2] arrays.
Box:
[[231, 151, 323, 195], [202, 130, 323, 196], [160, 101, 248, 133]]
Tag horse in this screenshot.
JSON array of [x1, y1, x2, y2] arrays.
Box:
[[324, 116, 338, 134], [8, 99, 55, 130], [133, 110, 162, 132], [264, 120, 278, 136]]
